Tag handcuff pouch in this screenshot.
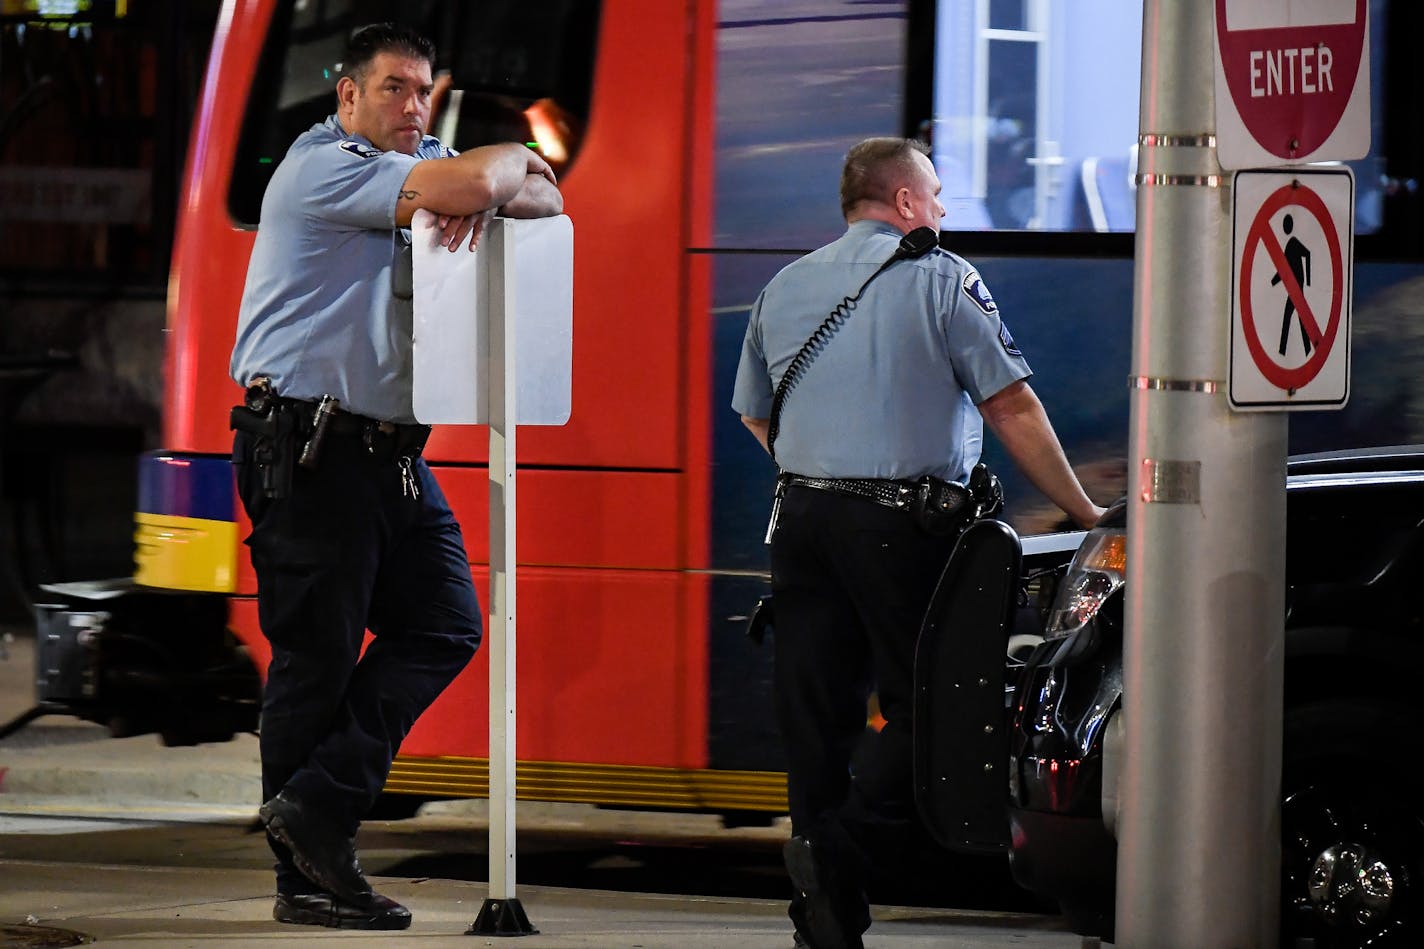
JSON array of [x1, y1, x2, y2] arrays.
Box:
[[910, 476, 974, 537]]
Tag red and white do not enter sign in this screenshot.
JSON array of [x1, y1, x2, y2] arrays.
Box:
[[1229, 168, 1354, 411], [1213, 0, 1370, 169]]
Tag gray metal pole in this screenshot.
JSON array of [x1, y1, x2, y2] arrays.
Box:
[[1116, 2, 1286, 946]]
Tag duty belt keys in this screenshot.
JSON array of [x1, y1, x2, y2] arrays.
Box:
[[398, 456, 420, 500], [357, 417, 423, 501]]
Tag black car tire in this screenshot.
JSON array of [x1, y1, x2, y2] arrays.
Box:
[[1054, 698, 1419, 946], [1281, 699, 1421, 948]]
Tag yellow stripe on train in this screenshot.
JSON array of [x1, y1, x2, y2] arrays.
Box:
[[384, 757, 790, 813], [134, 512, 238, 593]]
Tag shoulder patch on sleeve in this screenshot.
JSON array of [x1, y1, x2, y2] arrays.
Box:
[[338, 140, 382, 160], [961, 270, 998, 315], [998, 322, 1023, 357]]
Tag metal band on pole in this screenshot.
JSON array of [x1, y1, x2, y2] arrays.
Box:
[[1134, 173, 1226, 188], [1129, 376, 1222, 393], [1139, 132, 1217, 148]]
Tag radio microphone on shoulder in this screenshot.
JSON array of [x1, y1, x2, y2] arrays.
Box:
[[894, 225, 939, 260]]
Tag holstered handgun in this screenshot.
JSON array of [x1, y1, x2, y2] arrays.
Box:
[[230, 380, 295, 499], [967, 462, 1004, 519]]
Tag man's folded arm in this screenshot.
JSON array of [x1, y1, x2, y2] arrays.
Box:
[[395, 143, 557, 225]]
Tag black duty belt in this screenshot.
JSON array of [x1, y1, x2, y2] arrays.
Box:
[[780, 473, 920, 510], [275, 397, 431, 457]]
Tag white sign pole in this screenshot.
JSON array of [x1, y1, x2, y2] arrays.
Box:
[[470, 219, 537, 935], [409, 210, 572, 937]]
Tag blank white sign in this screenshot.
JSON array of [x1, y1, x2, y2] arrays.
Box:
[[411, 212, 573, 425]]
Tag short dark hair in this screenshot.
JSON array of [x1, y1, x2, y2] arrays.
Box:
[[341, 23, 436, 86], [839, 137, 931, 218]]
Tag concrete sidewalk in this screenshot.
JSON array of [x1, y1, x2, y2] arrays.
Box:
[[0, 628, 1093, 947], [0, 625, 261, 817], [0, 859, 1091, 948]]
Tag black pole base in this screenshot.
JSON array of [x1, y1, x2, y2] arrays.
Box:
[[467, 897, 538, 936]]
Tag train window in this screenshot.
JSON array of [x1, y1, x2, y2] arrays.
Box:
[[987, 0, 1026, 33], [913, 0, 1420, 251], [229, 0, 600, 229]]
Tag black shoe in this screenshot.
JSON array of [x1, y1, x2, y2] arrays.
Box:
[[783, 835, 865, 949], [790, 893, 812, 948], [273, 892, 412, 930], [259, 789, 372, 905]]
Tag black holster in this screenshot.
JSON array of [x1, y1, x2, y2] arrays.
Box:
[[967, 462, 1004, 519], [909, 477, 972, 536], [909, 463, 1003, 537], [230, 403, 295, 499]]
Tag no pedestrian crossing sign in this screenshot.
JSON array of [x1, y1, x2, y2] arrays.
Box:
[[1229, 168, 1353, 411], [1213, 0, 1370, 169]]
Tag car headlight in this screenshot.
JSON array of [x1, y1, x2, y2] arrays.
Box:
[[1042, 526, 1126, 640]]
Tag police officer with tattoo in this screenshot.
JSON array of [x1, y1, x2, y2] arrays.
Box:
[[732, 137, 1103, 949], [229, 23, 562, 930]]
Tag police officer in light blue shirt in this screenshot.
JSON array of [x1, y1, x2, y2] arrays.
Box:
[[731, 216, 1021, 484], [230, 115, 456, 423], [229, 23, 562, 932], [732, 138, 1102, 949]]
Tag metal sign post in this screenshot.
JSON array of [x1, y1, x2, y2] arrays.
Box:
[[470, 218, 536, 936], [1119, 4, 1370, 943], [409, 212, 574, 937], [1117, 2, 1286, 945]]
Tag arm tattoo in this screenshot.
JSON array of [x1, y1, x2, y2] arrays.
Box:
[[399, 188, 420, 200]]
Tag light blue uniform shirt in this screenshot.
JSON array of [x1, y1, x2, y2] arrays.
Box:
[[230, 115, 456, 423], [731, 220, 1031, 483]]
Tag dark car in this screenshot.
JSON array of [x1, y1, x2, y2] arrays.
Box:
[[914, 444, 1424, 948]]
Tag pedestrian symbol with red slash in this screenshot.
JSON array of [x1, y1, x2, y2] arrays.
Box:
[[1229, 167, 1354, 411]]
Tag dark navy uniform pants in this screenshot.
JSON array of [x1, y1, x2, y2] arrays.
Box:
[[770, 484, 957, 890], [233, 428, 482, 894]]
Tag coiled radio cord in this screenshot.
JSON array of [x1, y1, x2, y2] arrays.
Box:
[[765, 225, 938, 460]]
